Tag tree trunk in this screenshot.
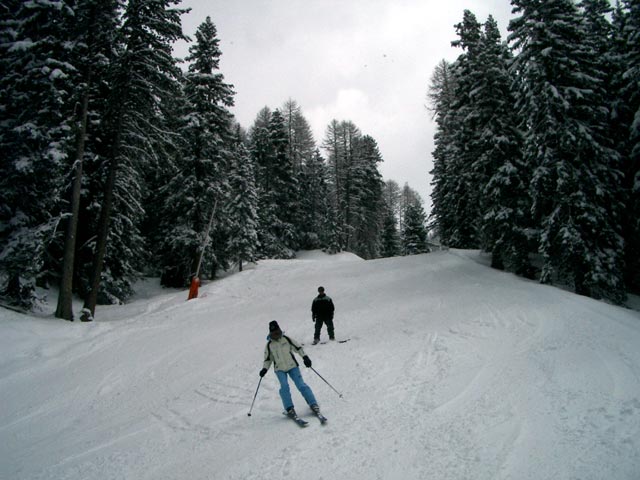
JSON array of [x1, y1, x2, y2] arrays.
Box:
[[573, 260, 590, 298], [56, 78, 90, 321], [490, 250, 504, 270], [81, 125, 123, 321]]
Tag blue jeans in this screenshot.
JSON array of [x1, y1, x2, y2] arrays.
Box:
[[275, 367, 317, 410]]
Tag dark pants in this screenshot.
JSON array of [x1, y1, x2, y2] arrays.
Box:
[[314, 317, 334, 340]]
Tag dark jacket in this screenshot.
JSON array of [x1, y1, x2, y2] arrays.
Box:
[[312, 293, 335, 320]]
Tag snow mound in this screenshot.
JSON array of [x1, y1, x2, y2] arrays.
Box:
[[295, 249, 364, 262]]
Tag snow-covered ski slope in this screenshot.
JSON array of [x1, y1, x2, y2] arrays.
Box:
[[2, 250, 640, 480]]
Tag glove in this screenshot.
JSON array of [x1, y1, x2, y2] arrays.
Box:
[[303, 356, 312, 368], [259, 368, 268, 377]]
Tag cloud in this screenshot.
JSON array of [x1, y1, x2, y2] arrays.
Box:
[[176, 0, 517, 212], [306, 89, 372, 140]]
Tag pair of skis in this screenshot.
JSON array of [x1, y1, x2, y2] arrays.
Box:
[[312, 338, 350, 345], [285, 409, 327, 427]]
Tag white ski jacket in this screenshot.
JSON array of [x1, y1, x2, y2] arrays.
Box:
[[263, 334, 307, 372]]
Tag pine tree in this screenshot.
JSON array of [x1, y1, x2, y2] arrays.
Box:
[[383, 180, 402, 223], [322, 207, 343, 255], [281, 99, 315, 244], [402, 203, 429, 256], [381, 180, 402, 257], [431, 12, 526, 254], [613, 0, 640, 293], [298, 149, 332, 249], [251, 109, 298, 258], [227, 126, 259, 272], [472, 16, 532, 275], [250, 106, 273, 195], [321, 120, 387, 257], [509, 0, 626, 302], [322, 120, 361, 250], [268, 109, 299, 255], [349, 135, 385, 259], [444, 10, 484, 248], [428, 59, 461, 247], [156, 16, 234, 287], [55, 0, 121, 320], [0, 0, 76, 307], [282, 99, 316, 173], [81, 0, 189, 319], [380, 210, 401, 258], [400, 184, 423, 224]]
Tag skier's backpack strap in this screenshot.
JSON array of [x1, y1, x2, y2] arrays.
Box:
[[283, 335, 302, 352], [267, 340, 274, 363], [267, 340, 280, 369]]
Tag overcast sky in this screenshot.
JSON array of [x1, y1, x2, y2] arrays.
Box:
[[173, 0, 516, 213]]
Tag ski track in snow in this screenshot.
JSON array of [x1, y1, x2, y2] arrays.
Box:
[[1, 251, 640, 480]]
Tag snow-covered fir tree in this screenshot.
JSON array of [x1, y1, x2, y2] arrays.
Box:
[[442, 10, 485, 248], [380, 181, 403, 258], [282, 99, 316, 174], [251, 109, 298, 258], [402, 203, 429, 256], [298, 149, 332, 250], [428, 59, 462, 246], [268, 109, 299, 255], [226, 126, 259, 272], [81, 0, 189, 318], [613, 0, 640, 293], [428, 3, 639, 301], [380, 210, 401, 258], [396, 183, 423, 236], [53, 0, 122, 320], [0, 0, 77, 308], [249, 107, 273, 195], [321, 120, 388, 258], [473, 16, 532, 275], [156, 16, 234, 288], [349, 135, 385, 259], [509, 0, 626, 302], [281, 99, 316, 244], [383, 180, 402, 224], [323, 120, 359, 249]]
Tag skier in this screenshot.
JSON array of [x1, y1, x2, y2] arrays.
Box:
[[260, 321, 321, 420], [311, 286, 335, 345]]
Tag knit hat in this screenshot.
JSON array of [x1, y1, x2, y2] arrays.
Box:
[[269, 320, 281, 332]]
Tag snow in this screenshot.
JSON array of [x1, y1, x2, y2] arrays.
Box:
[[8, 40, 34, 53], [1, 250, 640, 480]]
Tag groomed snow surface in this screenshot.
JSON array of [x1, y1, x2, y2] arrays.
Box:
[[1, 250, 640, 480]]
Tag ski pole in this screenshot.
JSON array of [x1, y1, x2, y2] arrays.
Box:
[[247, 377, 262, 417], [310, 367, 343, 398]]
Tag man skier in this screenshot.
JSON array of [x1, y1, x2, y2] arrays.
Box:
[[260, 321, 321, 419], [311, 286, 335, 345]]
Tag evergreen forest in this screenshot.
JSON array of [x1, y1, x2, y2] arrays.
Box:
[[0, 0, 427, 319], [2, 0, 638, 319], [429, 0, 640, 304]]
